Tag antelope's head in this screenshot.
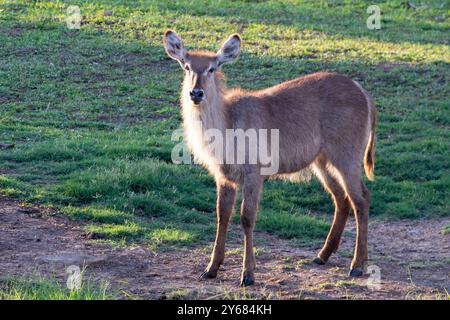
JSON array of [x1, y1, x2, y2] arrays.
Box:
[[163, 29, 241, 105]]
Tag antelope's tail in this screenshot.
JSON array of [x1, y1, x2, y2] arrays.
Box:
[[364, 98, 377, 181]]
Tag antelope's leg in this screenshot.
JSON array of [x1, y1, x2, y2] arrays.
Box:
[[348, 181, 370, 276], [316, 195, 350, 263], [312, 163, 351, 264], [200, 180, 237, 279], [239, 175, 263, 287], [340, 172, 370, 277]]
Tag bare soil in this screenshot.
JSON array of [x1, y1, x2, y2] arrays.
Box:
[[0, 196, 448, 300]]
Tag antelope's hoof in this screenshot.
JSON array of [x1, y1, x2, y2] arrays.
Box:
[[348, 267, 364, 277], [200, 269, 217, 280], [240, 274, 255, 287], [312, 257, 326, 265]]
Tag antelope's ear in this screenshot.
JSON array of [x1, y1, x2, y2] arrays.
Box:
[[163, 29, 187, 65], [216, 34, 241, 66]]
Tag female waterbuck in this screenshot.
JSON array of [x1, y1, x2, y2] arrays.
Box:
[[163, 30, 376, 286]]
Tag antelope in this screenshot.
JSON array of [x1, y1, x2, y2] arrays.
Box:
[[163, 30, 376, 286]]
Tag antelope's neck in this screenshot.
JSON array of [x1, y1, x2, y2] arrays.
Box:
[[181, 81, 230, 168]]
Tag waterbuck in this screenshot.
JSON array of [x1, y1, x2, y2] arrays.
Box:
[[163, 30, 376, 286]]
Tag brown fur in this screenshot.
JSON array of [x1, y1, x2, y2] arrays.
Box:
[[163, 30, 377, 285]]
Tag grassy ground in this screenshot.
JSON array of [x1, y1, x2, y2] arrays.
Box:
[[0, 276, 113, 300], [0, 0, 449, 254]]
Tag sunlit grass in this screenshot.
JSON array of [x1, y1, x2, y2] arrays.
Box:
[[442, 224, 450, 235], [0, 276, 113, 300]]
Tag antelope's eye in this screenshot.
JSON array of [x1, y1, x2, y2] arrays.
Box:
[[184, 65, 190, 71], [208, 67, 215, 73]]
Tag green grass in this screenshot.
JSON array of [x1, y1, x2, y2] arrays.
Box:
[[0, 0, 449, 249], [0, 276, 113, 300], [442, 224, 450, 235]]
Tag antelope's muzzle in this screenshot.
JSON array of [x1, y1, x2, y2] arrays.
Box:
[[190, 89, 204, 104]]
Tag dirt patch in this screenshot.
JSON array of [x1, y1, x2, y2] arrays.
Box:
[[7, 26, 23, 38], [4, 47, 40, 58], [0, 144, 15, 150], [0, 196, 448, 299], [0, 93, 21, 104], [376, 62, 415, 72]]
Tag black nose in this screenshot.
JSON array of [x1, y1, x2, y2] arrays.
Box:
[[190, 89, 204, 103]]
